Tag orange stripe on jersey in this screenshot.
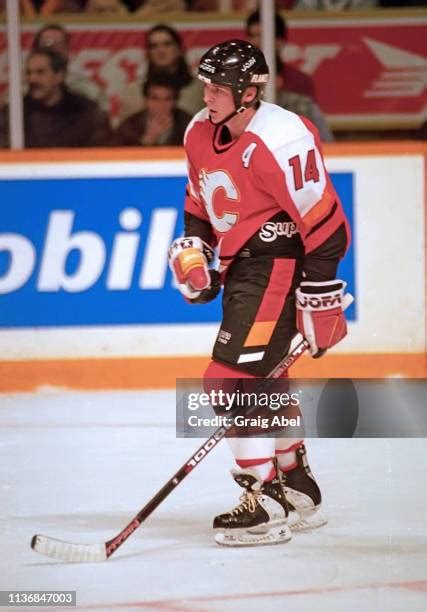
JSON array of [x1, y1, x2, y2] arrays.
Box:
[[244, 321, 277, 347], [302, 189, 334, 230], [243, 259, 296, 348]]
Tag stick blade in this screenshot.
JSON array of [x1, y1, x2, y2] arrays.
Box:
[[31, 534, 107, 563]]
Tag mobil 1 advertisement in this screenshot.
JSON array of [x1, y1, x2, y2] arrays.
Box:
[[0, 167, 355, 328]]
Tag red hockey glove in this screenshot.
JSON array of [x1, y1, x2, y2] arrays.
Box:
[[168, 236, 218, 302], [295, 280, 353, 358]]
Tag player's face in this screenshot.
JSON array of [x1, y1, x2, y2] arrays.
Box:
[[203, 83, 235, 124]]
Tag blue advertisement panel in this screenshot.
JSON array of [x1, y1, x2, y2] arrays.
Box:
[[0, 172, 355, 327]]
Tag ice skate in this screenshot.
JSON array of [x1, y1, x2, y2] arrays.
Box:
[[213, 467, 292, 547], [281, 444, 327, 532]]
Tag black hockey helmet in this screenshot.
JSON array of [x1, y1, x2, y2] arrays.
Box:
[[198, 39, 269, 111]]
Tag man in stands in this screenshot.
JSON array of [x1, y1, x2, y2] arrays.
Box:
[[0, 49, 112, 148], [246, 9, 316, 100], [0, 48, 112, 148], [32, 23, 108, 112]]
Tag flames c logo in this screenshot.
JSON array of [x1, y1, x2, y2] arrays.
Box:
[[199, 169, 239, 233]]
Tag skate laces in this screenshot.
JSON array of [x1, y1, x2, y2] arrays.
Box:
[[231, 490, 261, 515]]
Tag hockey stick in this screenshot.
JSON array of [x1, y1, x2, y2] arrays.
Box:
[[31, 335, 309, 563]]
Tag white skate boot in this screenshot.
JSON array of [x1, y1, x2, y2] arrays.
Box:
[[213, 467, 292, 547], [281, 444, 327, 532]]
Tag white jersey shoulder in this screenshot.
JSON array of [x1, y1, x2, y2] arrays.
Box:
[[247, 102, 327, 220], [184, 107, 210, 146], [246, 102, 311, 151]]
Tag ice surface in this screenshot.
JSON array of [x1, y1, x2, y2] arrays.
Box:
[[0, 389, 426, 611]]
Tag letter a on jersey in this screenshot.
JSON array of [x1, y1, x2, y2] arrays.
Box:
[[199, 169, 239, 233]]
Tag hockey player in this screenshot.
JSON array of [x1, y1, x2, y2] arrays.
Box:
[[168, 40, 351, 546]]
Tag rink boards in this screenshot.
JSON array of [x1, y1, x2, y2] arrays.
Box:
[[0, 143, 425, 389]]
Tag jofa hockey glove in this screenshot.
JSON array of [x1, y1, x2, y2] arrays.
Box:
[[168, 236, 221, 304], [295, 280, 353, 358]]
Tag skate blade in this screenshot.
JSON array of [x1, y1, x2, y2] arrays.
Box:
[[288, 508, 328, 532], [215, 523, 292, 547]]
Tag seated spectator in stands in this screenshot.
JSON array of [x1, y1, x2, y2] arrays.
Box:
[[84, 0, 128, 13], [245, 10, 333, 141], [20, 0, 85, 14], [115, 73, 191, 146], [119, 24, 203, 122], [32, 23, 108, 112], [246, 10, 316, 100], [0, 48, 112, 148]]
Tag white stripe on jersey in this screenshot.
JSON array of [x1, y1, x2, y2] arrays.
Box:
[[237, 351, 266, 364]]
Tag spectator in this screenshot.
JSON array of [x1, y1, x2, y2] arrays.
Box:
[[0, 48, 112, 147], [246, 10, 333, 141], [32, 23, 108, 112], [20, 0, 85, 14], [246, 10, 316, 100], [33, 24, 70, 55], [119, 24, 203, 121], [84, 0, 128, 12], [115, 73, 191, 146]]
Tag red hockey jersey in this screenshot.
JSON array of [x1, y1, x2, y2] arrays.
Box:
[[184, 101, 349, 267]]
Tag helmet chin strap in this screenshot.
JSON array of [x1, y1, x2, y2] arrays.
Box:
[[209, 105, 245, 127], [209, 102, 254, 128]]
